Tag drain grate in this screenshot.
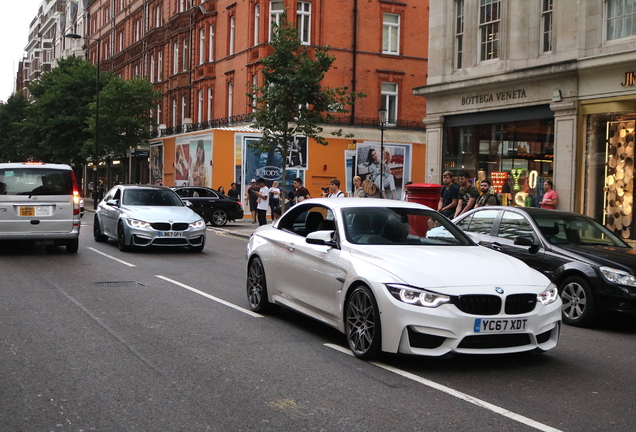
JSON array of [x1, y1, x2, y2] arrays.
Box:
[[93, 281, 146, 288]]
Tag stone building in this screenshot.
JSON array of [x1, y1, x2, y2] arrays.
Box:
[[415, 0, 636, 242]]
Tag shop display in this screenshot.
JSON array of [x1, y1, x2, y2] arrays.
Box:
[[605, 120, 635, 239]]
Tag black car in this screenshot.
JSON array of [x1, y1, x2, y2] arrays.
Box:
[[454, 206, 636, 327], [173, 186, 243, 226]]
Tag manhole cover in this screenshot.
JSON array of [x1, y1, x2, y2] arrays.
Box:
[[93, 281, 145, 288]]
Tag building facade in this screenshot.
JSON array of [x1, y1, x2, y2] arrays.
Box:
[[63, 0, 428, 202], [415, 0, 636, 242]]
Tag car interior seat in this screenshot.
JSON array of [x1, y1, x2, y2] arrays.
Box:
[[305, 212, 324, 235], [317, 219, 335, 231]]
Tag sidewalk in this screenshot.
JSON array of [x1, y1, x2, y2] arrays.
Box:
[[83, 197, 260, 239]]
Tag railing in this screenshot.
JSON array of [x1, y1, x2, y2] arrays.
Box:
[[153, 114, 424, 138]]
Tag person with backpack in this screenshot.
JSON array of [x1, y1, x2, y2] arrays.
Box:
[[476, 179, 500, 207]]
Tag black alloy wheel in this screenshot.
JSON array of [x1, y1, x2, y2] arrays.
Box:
[[211, 208, 229, 227], [345, 285, 382, 360], [93, 216, 107, 242], [117, 222, 130, 252], [246, 257, 274, 313], [560, 275, 598, 327]]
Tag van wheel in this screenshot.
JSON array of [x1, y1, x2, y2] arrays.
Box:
[[66, 239, 79, 253]]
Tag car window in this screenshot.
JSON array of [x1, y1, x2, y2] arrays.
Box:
[[175, 188, 191, 198], [0, 167, 73, 196], [497, 211, 534, 240], [278, 205, 334, 237], [534, 215, 629, 247], [459, 209, 498, 235], [122, 189, 184, 206], [343, 207, 473, 246]]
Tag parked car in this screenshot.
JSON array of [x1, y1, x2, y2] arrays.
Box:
[[0, 162, 81, 253], [454, 206, 636, 327], [246, 198, 561, 360], [173, 186, 243, 226], [94, 185, 206, 252]]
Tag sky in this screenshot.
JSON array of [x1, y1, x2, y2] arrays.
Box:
[[0, 0, 42, 103]]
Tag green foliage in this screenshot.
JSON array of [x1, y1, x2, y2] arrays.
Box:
[[247, 12, 364, 202], [0, 92, 30, 162]]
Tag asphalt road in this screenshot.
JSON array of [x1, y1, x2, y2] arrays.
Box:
[[1, 219, 635, 431]]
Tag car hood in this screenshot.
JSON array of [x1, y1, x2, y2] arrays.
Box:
[[120, 205, 201, 222], [349, 245, 550, 291], [557, 244, 636, 272]]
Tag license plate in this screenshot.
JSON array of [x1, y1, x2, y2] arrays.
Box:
[[474, 318, 527, 333], [158, 231, 183, 237], [19, 206, 35, 217]]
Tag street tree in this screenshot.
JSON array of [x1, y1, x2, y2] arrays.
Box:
[[0, 92, 30, 162], [247, 12, 363, 206]]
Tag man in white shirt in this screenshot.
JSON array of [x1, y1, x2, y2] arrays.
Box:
[[255, 178, 270, 226], [324, 178, 345, 198]]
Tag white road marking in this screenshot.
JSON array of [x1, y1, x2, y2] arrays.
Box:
[[87, 247, 136, 267], [155, 275, 263, 318], [324, 343, 563, 432]]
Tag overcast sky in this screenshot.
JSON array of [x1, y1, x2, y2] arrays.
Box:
[[0, 0, 43, 102]]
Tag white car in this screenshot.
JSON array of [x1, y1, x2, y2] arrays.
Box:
[[246, 198, 561, 359], [94, 185, 206, 252]]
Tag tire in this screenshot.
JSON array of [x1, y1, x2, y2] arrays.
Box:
[[93, 216, 107, 242], [211, 208, 229, 227], [117, 222, 130, 252], [189, 236, 205, 252], [345, 285, 382, 360], [246, 257, 275, 313], [560, 275, 598, 327], [66, 238, 79, 254]]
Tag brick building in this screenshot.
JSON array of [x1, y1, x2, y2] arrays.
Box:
[[63, 0, 428, 203]]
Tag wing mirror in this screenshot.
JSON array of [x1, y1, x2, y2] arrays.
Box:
[[514, 235, 540, 254], [306, 230, 338, 248], [106, 199, 119, 207]]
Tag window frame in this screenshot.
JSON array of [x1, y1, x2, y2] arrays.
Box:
[[479, 0, 501, 62], [382, 12, 400, 55], [540, 0, 553, 53], [269, 1, 284, 42], [297, 1, 312, 45], [455, 0, 464, 69], [606, 0, 636, 41], [381, 82, 398, 125]]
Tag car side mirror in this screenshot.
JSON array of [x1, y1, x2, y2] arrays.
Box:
[[306, 230, 338, 248], [184, 200, 193, 208], [106, 199, 119, 207], [514, 235, 540, 254]]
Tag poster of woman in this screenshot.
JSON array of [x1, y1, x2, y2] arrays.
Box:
[[355, 142, 411, 200], [150, 143, 163, 186], [175, 135, 212, 187]]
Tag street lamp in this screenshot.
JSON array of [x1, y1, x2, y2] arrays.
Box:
[[65, 33, 101, 209], [378, 108, 387, 198]]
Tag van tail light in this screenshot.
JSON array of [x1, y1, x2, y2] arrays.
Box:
[[70, 171, 81, 216]]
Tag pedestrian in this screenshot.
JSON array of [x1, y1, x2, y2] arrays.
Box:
[[455, 171, 479, 217], [218, 185, 226, 195], [438, 171, 459, 218], [269, 181, 281, 220], [227, 182, 240, 199], [246, 179, 259, 224], [324, 178, 345, 197], [292, 177, 311, 204], [352, 176, 366, 198], [254, 178, 270, 226], [540, 180, 558, 209], [475, 179, 500, 207]]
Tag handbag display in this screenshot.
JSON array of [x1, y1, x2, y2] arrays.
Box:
[[362, 179, 377, 196]]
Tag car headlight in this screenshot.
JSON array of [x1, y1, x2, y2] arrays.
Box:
[[127, 218, 151, 228], [538, 283, 559, 305], [387, 284, 450, 308], [189, 219, 205, 229], [600, 266, 636, 287]]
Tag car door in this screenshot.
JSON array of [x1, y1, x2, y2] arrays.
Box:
[[101, 187, 122, 236], [184, 187, 217, 221], [273, 205, 344, 316], [455, 209, 499, 246], [490, 210, 551, 276]]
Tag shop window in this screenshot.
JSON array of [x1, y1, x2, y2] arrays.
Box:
[[382, 13, 400, 55], [479, 0, 500, 61], [583, 113, 635, 240], [606, 0, 636, 41], [455, 0, 464, 68]]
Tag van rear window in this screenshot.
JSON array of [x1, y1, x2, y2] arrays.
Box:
[[0, 168, 73, 196]]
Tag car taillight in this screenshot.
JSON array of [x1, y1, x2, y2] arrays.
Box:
[[70, 171, 81, 216]]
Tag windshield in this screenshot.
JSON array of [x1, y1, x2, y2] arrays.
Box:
[[342, 207, 473, 246], [0, 168, 73, 196], [534, 214, 629, 247], [122, 189, 184, 206]]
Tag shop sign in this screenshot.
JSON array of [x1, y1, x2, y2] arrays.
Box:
[[491, 171, 508, 193], [461, 89, 527, 106], [621, 72, 636, 87], [510, 168, 525, 191]]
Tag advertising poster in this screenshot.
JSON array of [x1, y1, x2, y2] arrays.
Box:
[[150, 142, 163, 185], [175, 134, 213, 187], [286, 136, 307, 170], [356, 142, 412, 200], [243, 136, 301, 202]]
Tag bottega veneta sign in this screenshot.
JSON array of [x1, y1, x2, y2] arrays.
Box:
[[461, 89, 527, 105], [621, 72, 636, 87]]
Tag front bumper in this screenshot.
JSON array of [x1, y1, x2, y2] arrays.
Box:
[[125, 224, 206, 248]]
